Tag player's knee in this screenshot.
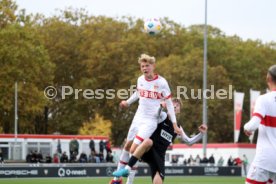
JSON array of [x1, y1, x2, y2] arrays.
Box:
[[143, 139, 153, 147], [129, 144, 138, 154]]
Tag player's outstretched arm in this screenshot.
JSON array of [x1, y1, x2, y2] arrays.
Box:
[[164, 98, 181, 135], [244, 116, 261, 136], [120, 91, 139, 108], [179, 124, 207, 146]]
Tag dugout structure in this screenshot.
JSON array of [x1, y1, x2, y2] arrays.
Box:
[[0, 134, 108, 161]]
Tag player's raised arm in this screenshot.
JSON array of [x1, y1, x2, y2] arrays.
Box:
[[178, 124, 207, 146], [120, 90, 139, 108], [162, 81, 181, 135]]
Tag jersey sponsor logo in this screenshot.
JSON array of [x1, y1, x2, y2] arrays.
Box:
[[138, 89, 163, 99], [160, 129, 173, 142], [153, 85, 159, 90]]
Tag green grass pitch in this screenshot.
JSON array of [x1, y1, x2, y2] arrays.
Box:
[[0, 176, 244, 184]]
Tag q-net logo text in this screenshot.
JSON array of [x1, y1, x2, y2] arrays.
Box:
[[58, 168, 87, 177]]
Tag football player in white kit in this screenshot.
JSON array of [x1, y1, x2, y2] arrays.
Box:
[[113, 98, 207, 184], [110, 54, 181, 184], [244, 65, 276, 184]]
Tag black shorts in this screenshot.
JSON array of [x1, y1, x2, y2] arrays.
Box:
[[141, 148, 165, 180]]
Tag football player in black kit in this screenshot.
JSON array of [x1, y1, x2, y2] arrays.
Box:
[[113, 98, 207, 184]]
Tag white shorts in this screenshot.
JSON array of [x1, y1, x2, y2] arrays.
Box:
[[126, 115, 158, 145], [246, 164, 276, 184]]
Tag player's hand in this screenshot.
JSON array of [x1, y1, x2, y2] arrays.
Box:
[[173, 123, 182, 135], [198, 124, 208, 133], [119, 100, 129, 109], [244, 130, 252, 136], [160, 101, 166, 109]]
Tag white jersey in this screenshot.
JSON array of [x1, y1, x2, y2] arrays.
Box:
[[250, 90, 276, 172], [134, 74, 171, 119]]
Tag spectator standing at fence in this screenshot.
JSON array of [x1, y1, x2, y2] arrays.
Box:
[[188, 155, 195, 166], [99, 140, 105, 153], [53, 153, 59, 163], [217, 156, 224, 166], [209, 154, 215, 166], [60, 152, 69, 163], [228, 156, 234, 166], [79, 152, 88, 163], [69, 139, 79, 156], [201, 154, 209, 165], [195, 154, 201, 165], [106, 151, 114, 163], [171, 155, 179, 165], [234, 157, 242, 166], [69, 151, 78, 163], [183, 159, 187, 166], [45, 154, 52, 163], [36, 151, 43, 163], [105, 140, 112, 153], [89, 140, 95, 152]]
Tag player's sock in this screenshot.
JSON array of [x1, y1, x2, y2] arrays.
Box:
[[117, 149, 130, 170], [128, 156, 138, 168], [113, 149, 130, 180], [126, 163, 138, 184]]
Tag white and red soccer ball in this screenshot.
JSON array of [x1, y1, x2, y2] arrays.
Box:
[[144, 18, 162, 35]]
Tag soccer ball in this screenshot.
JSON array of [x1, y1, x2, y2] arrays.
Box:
[[144, 18, 162, 35]]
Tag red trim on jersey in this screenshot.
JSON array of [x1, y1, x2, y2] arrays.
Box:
[[144, 74, 158, 81], [119, 160, 128, 165], [261, 115, 276, 127], [246, 178, 267, 184], [164, 94, 172, 99], [135, 135, 144, 142], [253, 113, 264, 119]]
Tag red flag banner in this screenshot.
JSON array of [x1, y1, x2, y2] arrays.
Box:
[[234, 91, 245, 143]]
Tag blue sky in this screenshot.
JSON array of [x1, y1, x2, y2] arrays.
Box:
[[15, 0, 276, 43]]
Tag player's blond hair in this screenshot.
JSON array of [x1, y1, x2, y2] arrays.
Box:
[[138, 54, 156, 64]]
